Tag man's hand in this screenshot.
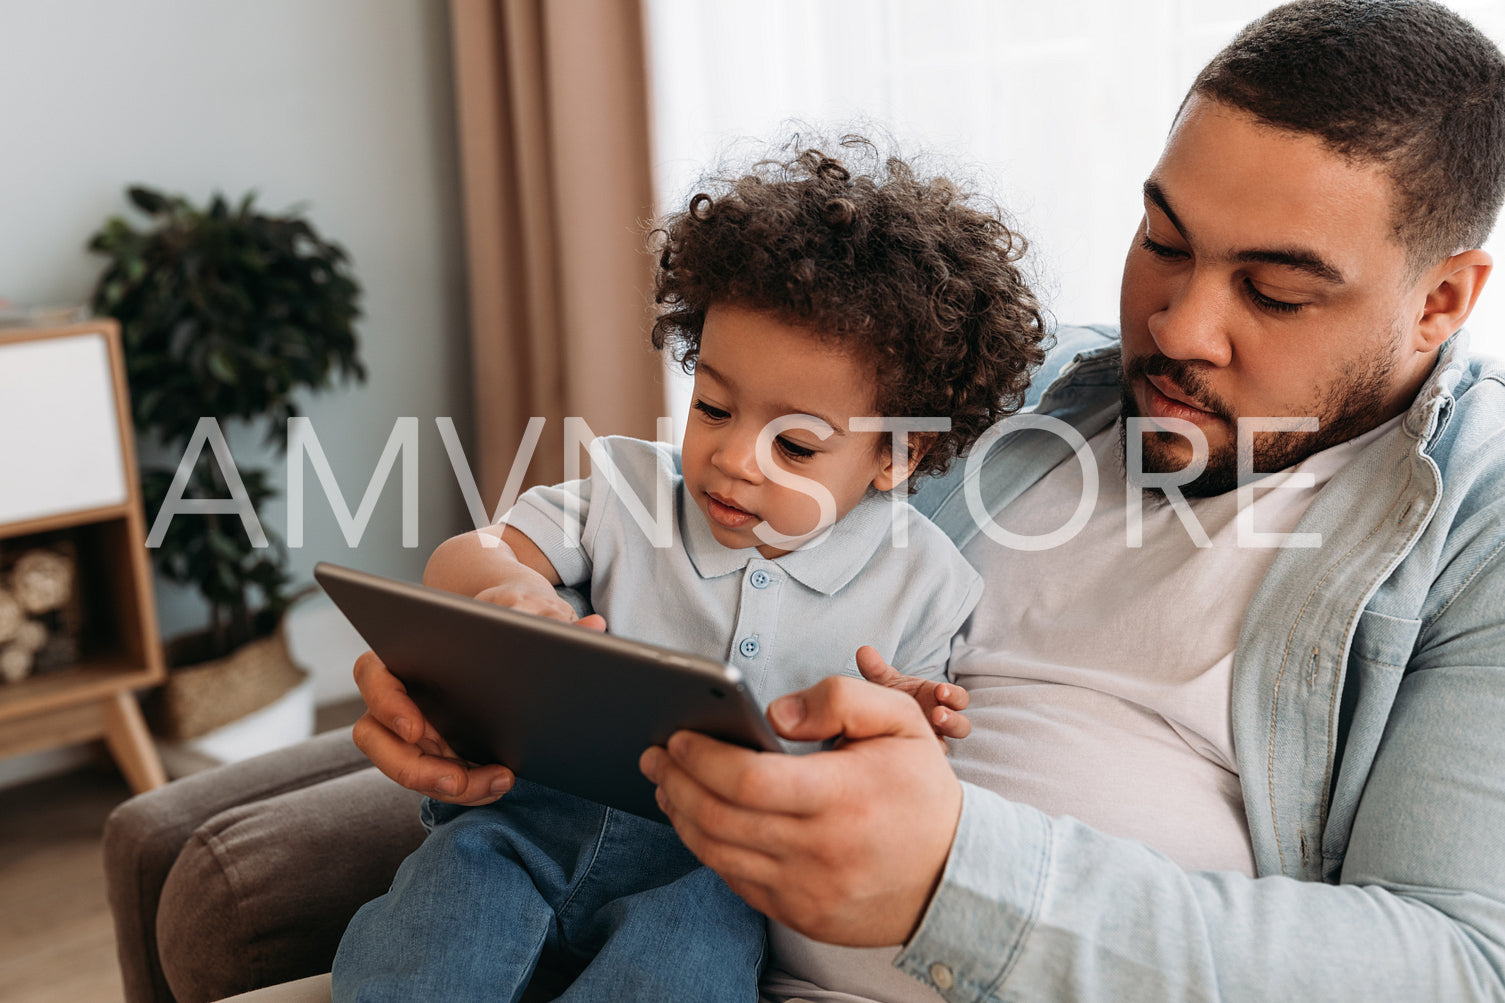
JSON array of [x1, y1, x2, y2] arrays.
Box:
[[856, 645, 971, 741], [351, 650, 516, 804], [638, 675, 963, 947]]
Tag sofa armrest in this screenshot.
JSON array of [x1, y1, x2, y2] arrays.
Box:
[[104, 729, 416, 1003], [157, 764, 424, 1002]]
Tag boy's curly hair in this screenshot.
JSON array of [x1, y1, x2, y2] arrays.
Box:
[[650, 135, 1050, 483]]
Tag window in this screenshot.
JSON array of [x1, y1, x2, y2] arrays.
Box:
[[647, 0, 1505, 435]]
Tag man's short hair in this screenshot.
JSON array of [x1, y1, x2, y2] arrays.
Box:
[[1192, 0, 1505, 268]]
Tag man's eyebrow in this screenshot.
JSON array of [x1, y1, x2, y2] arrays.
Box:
[[1235, 248, 1345, 285], [1142, 179, 1188, 238], [1144, 178, 1346, 285]]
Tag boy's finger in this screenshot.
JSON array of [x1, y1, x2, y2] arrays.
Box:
[[575, 613, 608, 632], [520, 597, 576, 622], [931, 707, 972, 740], [475, 588, 576, 624], [934, 683, 970, 711]]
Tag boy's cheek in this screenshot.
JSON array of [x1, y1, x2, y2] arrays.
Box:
[[764, 487, 829, 538]]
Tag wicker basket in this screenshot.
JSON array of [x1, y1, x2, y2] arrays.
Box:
[[148, 619, 307, 741]]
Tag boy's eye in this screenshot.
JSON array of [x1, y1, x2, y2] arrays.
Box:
[[775, 436, 816, 460], [693, 399, 729, 420]]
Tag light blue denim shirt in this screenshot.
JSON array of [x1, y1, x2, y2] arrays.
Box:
[[900, 325, 1505, 1001]]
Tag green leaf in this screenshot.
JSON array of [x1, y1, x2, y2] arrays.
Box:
[[206, 347, 236, 383], [85, 181, 368, 635], [127, 186, 169, 215]]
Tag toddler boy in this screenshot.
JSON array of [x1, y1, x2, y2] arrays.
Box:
[[333, 137, 1049, 1002]]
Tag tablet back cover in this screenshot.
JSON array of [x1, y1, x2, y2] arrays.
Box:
[[316, 562, 779, 819]]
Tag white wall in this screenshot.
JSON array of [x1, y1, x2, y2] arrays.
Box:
[[647, 0, 1505, 378], [0, 0, 473, 781]]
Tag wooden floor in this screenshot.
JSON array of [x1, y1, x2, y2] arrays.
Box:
[[0, 699, 365, 1003], [0, 760, 130, 1003]]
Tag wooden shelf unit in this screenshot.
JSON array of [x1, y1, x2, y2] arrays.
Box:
[[0, 320, 167, 793]]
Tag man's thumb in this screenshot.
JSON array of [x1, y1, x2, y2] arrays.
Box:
[[766, 676, 927, 743], [768, 694, 809, 735]]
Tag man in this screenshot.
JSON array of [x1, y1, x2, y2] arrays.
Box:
[[354, 1, 1505, 998]]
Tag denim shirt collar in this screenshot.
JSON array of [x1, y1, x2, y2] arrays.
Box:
[[1404, 329, 1470, 446]]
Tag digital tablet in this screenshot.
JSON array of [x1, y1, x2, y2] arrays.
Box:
[[314, 562, 785, 820]]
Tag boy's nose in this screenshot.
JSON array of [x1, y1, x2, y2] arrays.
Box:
[[712, 435, 762, 482]]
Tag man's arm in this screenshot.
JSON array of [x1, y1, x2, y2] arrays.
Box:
[[645, 571, 1505, 1001]]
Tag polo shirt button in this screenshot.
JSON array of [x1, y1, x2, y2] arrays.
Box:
[[929, 962, 954, 990], [738, 636, 761, 658], [749, 569, 772, 589]]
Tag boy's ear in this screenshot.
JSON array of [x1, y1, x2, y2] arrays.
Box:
[[871, 433, 936, 492], [1413, 249, 1492, 352]]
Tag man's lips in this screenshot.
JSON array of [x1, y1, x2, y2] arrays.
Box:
[[1143, 374, 1223, 425], [706, 493, 757, 530], [1147, 374, 1212, 412]]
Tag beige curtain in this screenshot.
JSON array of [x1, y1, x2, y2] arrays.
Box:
[[450, 0, 663, 502]]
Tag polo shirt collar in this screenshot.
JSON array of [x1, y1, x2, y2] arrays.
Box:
[[680, 484, 898, 596]]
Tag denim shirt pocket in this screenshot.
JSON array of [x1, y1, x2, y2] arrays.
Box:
[[1322, 609, 1423, 873]]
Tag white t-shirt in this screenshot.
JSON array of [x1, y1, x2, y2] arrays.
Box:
[[762, 415, 1402, 1003]]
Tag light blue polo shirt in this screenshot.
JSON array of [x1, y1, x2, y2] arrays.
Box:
[[505, 436, 982, 706]]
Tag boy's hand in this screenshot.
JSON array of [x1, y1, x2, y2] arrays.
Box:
[[474, 574, 602, 628], [854, 645, 970, 742]]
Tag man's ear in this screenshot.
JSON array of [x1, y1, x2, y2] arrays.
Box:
[[1414, 249, 1492, 351], [871, 434, 936, 492]]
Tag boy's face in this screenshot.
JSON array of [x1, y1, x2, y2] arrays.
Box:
[[680, 304, 907, 558], [1119, 95, 1447, 495]]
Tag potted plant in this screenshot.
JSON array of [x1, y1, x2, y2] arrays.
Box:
[[88, 185, 365, 742]]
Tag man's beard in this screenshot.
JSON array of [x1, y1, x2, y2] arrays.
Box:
[[1117, 346, 1397, 498]]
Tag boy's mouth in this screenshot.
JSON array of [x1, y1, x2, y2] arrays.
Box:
[[706, 493, 757, 530]]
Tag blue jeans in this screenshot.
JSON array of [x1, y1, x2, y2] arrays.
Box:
[[331, 779, 766, 1002]]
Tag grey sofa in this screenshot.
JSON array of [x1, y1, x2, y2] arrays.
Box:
[[102, 728, 570, 1003]]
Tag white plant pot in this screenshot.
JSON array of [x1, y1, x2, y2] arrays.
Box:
[[156, 678, 315, 777]]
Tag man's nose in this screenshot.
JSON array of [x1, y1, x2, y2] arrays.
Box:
[[1146, 270, 1235, 367]]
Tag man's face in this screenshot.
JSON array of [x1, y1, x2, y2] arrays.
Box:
[[1119, 95, 1431, 495]]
